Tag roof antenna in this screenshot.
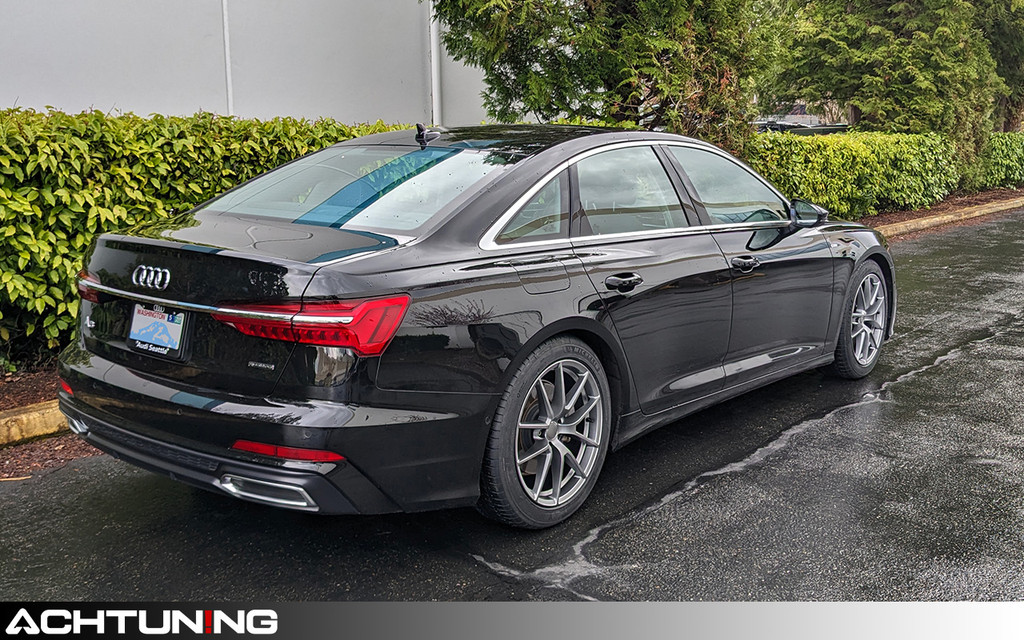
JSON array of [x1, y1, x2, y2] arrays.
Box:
[[415, 123, 441, 147]]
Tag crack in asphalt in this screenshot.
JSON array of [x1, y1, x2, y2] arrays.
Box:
[[470, 324, 1012, 600]]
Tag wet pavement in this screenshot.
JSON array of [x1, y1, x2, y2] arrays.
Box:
[[3, 210, 1023, 601]]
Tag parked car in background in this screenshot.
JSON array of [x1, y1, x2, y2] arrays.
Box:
[[60, 125, 895, 528], [754, 120, 850, 135]]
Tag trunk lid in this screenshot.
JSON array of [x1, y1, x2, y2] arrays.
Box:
[[80, 211, 398, 396]]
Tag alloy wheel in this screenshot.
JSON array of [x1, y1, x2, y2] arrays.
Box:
[[514, 359, 604, 508], [851, 273, 886, 366]]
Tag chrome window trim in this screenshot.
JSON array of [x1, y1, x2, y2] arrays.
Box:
[[569, 220, 789, 247], [478, 139, 793, 252], [698, 220, 792, 233], [79, 280, 353, 324]]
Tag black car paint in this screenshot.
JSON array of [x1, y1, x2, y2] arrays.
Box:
[[59, 125, 895, 515]]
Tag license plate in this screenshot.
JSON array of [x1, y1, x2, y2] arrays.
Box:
[[128, 304, 188, 359]]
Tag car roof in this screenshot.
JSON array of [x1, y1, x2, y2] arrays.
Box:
[[335, 124, 715, 160]]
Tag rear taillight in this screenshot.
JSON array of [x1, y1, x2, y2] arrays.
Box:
[[211, 295, 410, 356], [77, 270, 102, 303], [231, 440, 345, 462]]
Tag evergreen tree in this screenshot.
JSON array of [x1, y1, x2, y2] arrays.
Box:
[[433, 0, 754, 151], [778, 0, 1003, 177], [977, 0, 1024, 131]]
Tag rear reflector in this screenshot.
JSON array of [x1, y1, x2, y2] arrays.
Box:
[[76, 270, 102, 303], [212, 295, 409, 356], [59, 378, 73, 396], [231, 439, 345, 462]]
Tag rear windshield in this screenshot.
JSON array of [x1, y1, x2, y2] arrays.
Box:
[[198, 145, 509, 234]]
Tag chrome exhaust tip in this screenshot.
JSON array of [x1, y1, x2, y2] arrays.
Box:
[[217, 474, 319, 511], [67, 416, 90, 435]]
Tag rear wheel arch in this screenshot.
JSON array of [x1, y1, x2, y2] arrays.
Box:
[[496, 318, 635, 445]]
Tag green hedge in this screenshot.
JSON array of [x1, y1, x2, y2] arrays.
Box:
[[745, 132, 962, 220], [980, 132, 1024, 188], [746, 131, 1024, 220], [0, 109, 406, 356]]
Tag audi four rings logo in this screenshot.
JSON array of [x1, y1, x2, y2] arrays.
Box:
[[132, 265, 171, 290]]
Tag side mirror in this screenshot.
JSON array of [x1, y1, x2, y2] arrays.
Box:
[[791, 199, 829, 228]]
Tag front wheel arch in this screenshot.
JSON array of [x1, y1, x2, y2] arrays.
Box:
[[864, 252, 897, 339]]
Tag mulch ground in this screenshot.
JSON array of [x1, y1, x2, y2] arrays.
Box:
[[861, 187, 1023, 230], [0, 433, 102, 479], [0, 186, 1022, 480], [1, 366, 59, 412]]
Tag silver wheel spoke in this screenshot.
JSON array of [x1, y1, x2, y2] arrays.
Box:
[[518, 421, 547, 431], [869, 329, 883, 350], [552, 362, 566, 419], [517, 441, 550, 466], [535, 379, 554, 421], [561, 395, 599, 427], [532, 452, 552, 501], [565, 371, 590, 408], [549, 447, 564, 504], [855, 331, 868, 361], [552, 439, 587, 479], [557, 426, 600, 447]]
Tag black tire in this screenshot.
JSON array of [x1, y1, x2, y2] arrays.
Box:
[[478, 336, 612, 529], [827, 260, 889, 379]]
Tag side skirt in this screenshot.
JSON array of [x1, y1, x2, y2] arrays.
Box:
[[611, 354, 835, 450]]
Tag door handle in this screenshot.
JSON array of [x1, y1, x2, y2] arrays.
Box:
[[604, 273, 643, 292], [730, 256, 761, 273]]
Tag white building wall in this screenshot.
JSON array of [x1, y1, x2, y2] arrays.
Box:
[[0, 0, 488, 126]]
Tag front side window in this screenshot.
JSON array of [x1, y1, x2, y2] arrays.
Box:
[[198, 145, 507, 234], [495, 171, 569, 244], [667, 146, 788, 224], [575, 146, 688, 236]]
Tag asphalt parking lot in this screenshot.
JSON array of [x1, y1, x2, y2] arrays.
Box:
[[2, 210, 1023, 601]]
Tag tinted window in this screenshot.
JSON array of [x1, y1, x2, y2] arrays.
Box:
[[198, 145, 507, 234], [668, 146, 787, 224], [496, 171, 569, 244], [576, 146, 687, 236]]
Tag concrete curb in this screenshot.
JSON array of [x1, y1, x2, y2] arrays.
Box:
[[874, 197, 1024, 238], [0, 400, 67, 447], [1, 197, 1022, 449]]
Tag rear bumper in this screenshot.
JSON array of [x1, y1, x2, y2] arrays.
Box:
[[62, 398, 394, 514], [58, 348, 497, 515]]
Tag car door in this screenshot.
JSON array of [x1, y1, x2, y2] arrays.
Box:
[[664, 144, 834, 388], [568, 143, 733, 415]]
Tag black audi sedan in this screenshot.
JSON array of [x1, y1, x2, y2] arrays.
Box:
[[59, 125, 895, 528]]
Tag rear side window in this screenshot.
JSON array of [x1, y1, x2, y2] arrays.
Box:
[[198, 145, 507, 234], [575, 146, 687, 236], [667, 146, 788, 224], [495, 171, 569, 244]]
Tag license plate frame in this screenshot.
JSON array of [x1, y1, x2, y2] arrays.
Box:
[[127, 303, 189, 360]]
